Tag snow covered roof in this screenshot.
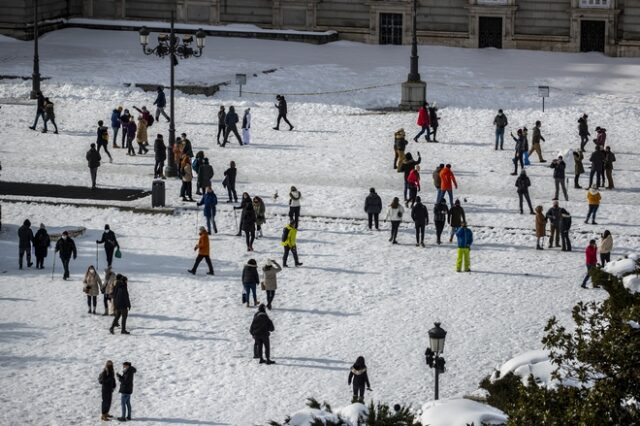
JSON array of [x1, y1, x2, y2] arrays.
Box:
[[419, 398, 507, 426]]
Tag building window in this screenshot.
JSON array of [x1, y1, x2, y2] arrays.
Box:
[[379, 13, 403, 45], [579, 0, 610, 8], [477, 0, 508, 5]]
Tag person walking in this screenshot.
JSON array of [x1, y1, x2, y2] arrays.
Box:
[[581, 240, 598, 288], [261, 259, 282, 310], [223, 161, 238, 203], [585, 185, 601, 225], [110, 275, 131, 334], [573, 151, 584, 189], [188, 227, 215, 275], [222, 106, 243, 146], [153, 86, 170, 122], [116, 362, 137, 421], [17, 219, 34, 269], [253, 196, 266, 238], [604, 146, 616, 189], [515, 170, 535, 214], [55, 231, 77, 280], [250, 304, 276, 364], [406, 165, 421, 208], [242, 203, 257, 252], [242, 259, 260, 307], [413, 102, 430, 142], [433, 199, 449, 245], [234, 192, 252, 236], [273, 95, 293, 131], [33, 223, 50, 269], [86, 143, 102, 189], [96, 224, 120, 267], [550, 155, 569, 201], [180, 156, 195, 202], [589, 145, 606, 188], [120, 109, 131, 148], [288, 186, 302, 229], [153, 134, 166, 179], [393, 129, 408, 170], [432, 163, 444, 202], [400, 152, 421, 202], [535, 205, 546, 250], [348, 356, 372, 404], [455, 222, 473, 272], [96, 121, 113, 162], [110, 107, 122, 148], [411, 196, 429, 247], [281, 220, 302, 267], [242, 108, 251, 145], [216, 105, 226, 145], [545, 200, 567, 249], [384, 197, 404, 244], [529, 120, 546, 162], [43, 98, 58, 134], [197, 158, 214, 195], [578, 113, 590, 153], [29, 91, 46, 131], [83, 265, 102, 314], [428, 103, 440, 142], [364, 188, 382, 231], [98, 360, 117, 422], [135, 115, 149, 154], [599, 230, 613, 265], [493, 109, 508, 150], [197, 186, 218, 234], [448, 199, 466, 243], [438, 164, 458, 207]]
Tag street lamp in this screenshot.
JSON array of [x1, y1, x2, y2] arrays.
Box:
[[399, 0, 426, 110], [30, 0, 41, 100], [425, 322, 447, 400], [138, 12, 206, 177]]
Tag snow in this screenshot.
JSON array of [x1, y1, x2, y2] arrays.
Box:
[[496, 349, 557, 388], [604, 257, 638, 277], [282, 403, 366, 426], [622, 275, 640, 294], [1, 28, 640, 425], [419, 398, 507, 426]]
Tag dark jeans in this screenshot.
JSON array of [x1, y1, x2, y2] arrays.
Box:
[[574, 174, 581, 188], [415, 224, 425, 243], [276, 113, 293, 129], [254, 335, 271, 360], [112, 127, 119, 144], [513, 152, 524, 173], [431, 125, 438, 141], [35, 255, 45, 269], [127, 137, 136, 155], [205, 216, 217, 234], [408, 187, 418, 207], [217, 125, 225, 142], [227, 186, 237, 202], [180, 181, 193, 199], [589, 168, 604, 188], [495, 128, 505, 149], [353, 384, 365, 400], [561, 230, 571, 251], [121, 126, 128, 146], [554, 178, 568, 201], [586, 204, 599, 223], [105, 247, 115, 267], [87, 295, 97, 308], [243, 282, 257, 303], [518, 190, 533, 213], [120, 393, 131, 419], [154, 160, 164, 178], [192, 255, 214, 274], [600, 253, 610, 265], [61, 256, 71, 279], [414, 125, 430, 141], [390, 221, 400, 242], [266, 290, 275, 306], [19, 247, 31, 268], [222, 125, 242, 145], [582, 265, 594, 287], [97, 142, 112, 159], [283, 246, 299, 266], [435, 220, 445, 243], [437, 189, 454, 207], [90, 167, 98, 188], [580, 135, 589, 152], [245, 229, 255, 248], [32, 110, 46, 130], [101, 390, 113, 415], [367, 213, 379, 230], [548, 225, 560, 247], [112, 309, 128, 331], [103, 294, 109, 312], [289, 206, 300, 229], [45, 117, 58, 133]]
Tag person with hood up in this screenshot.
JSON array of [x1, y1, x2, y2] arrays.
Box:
[[242, 108, 251, 145], [599, 230, 613, 265], [273, 94, 293, 131], [116, 362, 137, 421], [153, 134, 166, 179], [406, 165, 421, 208], [197, 158, 214, 194], [55, 230, 77, 280], [17, 219, 34, 269], [253, 196, 266, 238], [364, 188, 382, 230], [455, 222, 473, 272], [110, 275, 131, 334], [550, 155, 569, 201], [250, 304, 275, 364], [413, 102, 431, 142], [96, 224, 120, 267], [281, 220, 303, 267], [242, 259, 260, 307], [384, 197, 404, 244], [153, 86, 170, 122], [197, 186, 218, 235], [216, 105, 226, 145], [188, 227, 214, 275], [581, 240, 598, 289], [83, 265, 102, 314], [242, 202, 257, 252], [411, 196, 429, 247], [447, 199, 466, 243], [585, 185, 601, 225], [348, 356, 372, 404], [529, 120, 546, 162], [573, 150, 584, 189], [604, 146, 616, 189], [33, 223, 50, 269], [222, 105, 243, 146], [98, 360, 117, 421], [393, 129, 408, 170], [261, 259, 282, 310], [510, 129, 526, 175], [86, 143, 102, 189], [289, 186, 302, 229], [110, 107, 122, 148], [223, 161, 238, 203], [535, 205, 546, 250], [433, 199, 449, 245], [493, 109, 508, 150], [515, 170, 535, 214], [578, 113, 590, 153], [589, 145, 605, 188], [438, 164, 458, 207], [400, 152, 421, 202]]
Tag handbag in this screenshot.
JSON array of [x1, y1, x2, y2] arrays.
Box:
[[222, 176, 228, 188], [115, 248, 122, 259]]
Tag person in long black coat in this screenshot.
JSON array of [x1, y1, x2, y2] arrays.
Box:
[[364, 188, 382, 230], [33, 223, 50, 269], [348, 356, 371, 403], [96, 225, 120, 267], [197, 157, 214, 194], [250, 304, 275, 364], [233, 192, 252, 236], [98, 360, 117, 421], [242, 204, 257, 252], [411, 197, 429, 247], [116, 362, 137, 421], [110, 275, 131, 335], [153, 134, 167, 179], [223, 161, 238, 203], [273, 95, 294, 131], [55, 231, 77, 280], [515, 170, 534, 214], [17, 219, 34, 269]]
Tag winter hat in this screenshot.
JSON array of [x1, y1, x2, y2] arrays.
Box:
[[265, 259, 273, 268], [40, 223, 45, 229], [62, 231, 69, 235], [23, 219, 31, 227], [416, 196, 421, 203], [454, 199, 460, 206], [247, 259, 257, 267], [104, 224, 110, 230], [258, 304, 266, 313], [199, 226, 206, 233], [369, 187, 375, 193]]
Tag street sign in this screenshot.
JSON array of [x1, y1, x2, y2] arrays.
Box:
[[236, 73, 247, 97], [538, 85, 550, 111]]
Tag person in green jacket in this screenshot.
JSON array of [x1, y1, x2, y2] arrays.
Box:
[[281, 220, 303, 267]]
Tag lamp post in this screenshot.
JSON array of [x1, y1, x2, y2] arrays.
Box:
[[399, 0, 426, 110], [30, 0, 41, 100], [425, 322, 447, 400], [138, 12, 206, 177]]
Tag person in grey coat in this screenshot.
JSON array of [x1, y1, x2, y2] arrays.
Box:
[[86, 143, 102, 189], [261, 259, 282, 310], [364, 188, 382, 230], [18, 219, 34, 269]]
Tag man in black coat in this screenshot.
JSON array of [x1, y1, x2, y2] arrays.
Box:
[[153, 86, 170, 122], [273, 95, 294, 131], [250, 304, 275, 364], [96, 224, 120, 267], [29, 91, 47, 132], [110, 275, 131, 335], [153, 134, 166, 179], [98, 361, 117, 421], [197, 158, 214, 194], [515, 170, 534, 214], [364, 188, 382, 230], [411, 197, 429, 247], [242, 204, 257, 251], [86, 143, 102, 189], [116, 362, 137, 421], [550, 156, 568, 201], [54, 231, 77, 280], [578, 114, 590, 152], [433, 199, 449, 245], [589, 145, 606, 188], [17, 219, 34, 269], [399, 152, 421, 201], [222, 106, 243, 146], [545, 200, 569, 249]]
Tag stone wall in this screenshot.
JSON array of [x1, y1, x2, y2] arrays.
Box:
[[418, 0, 469, 33]]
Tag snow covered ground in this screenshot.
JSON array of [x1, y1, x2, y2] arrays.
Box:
[[1, 28, 640, 425]]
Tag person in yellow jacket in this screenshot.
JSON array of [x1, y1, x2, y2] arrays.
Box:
[[188, 227, 214, 275], [281, 220, 303, 267], [585, 185, 601, 225]]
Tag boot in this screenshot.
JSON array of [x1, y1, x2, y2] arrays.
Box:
[[101, 414, 109, 421]]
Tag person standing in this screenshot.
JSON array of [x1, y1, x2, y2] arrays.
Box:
[[384, 197, 404, 244], [393, 129, 408, 170], [242, 259, 260, 307], [438, 164, 458, 207], [96, 121, 113, 162], [273, 95, 294, 131], [348, 356, 372, 404], [188, 227, 215, 275], [116, 362, 137, 421], [136, 115, 149, 154], [153, 134, 166, 179], [261, 259, 282, 310], [604, 146, 616, 189], [545, 200, 567, 249], [550, 155, 569, 201], [43, 98, 58, 134], [593, 126, 607, 148], [153, 86, 170, 122], [432, 163, 444, 202], [181, 133, 194, 159], [400, 152, 421, 202], [406, 165, 421, 208], [493, 109, 508, 150], [253, 196, 266, 238], [578, 113, 590, 153], [413, 102, 430, 142], [242, 108, 251, 145], [428, 103, 440, 143], [110, 107, 122, 148], [288, 186, 302, 229], [120, 109, 131, 148], [242, 203, 257, 252], [125, 117, 137, 156], [83, 265, 102, 314], [197, 158, 214, 195], [529, 120, 546, 162], [250, 304, 275, 364], [448, 199, 466, 243], [96, 224, 120, 267], [534, 205, 546, 250], [33, 223, 50, 269], [55, 231, 77, 280], [234, 192, 252, 236], [510, 129, 526, 175], [455, 222, 473, 272], [411, 196, 429, 247], [180, 156, 195, 202], [573, 151, 584, 189], [223, 161, 238, 203], [589, 145, 606, 188], [17, 219, 34, 269], [598, 230, 613, 265], [29, 91, 46, 131], [110, 275, 131, 334], [515, 170, 534, 214], [103, 266, 116, 316], [281, 220, 302, 267], [98, 360, 117, 422], [581, 240, 598, 288], [560, 209, 573, 251], [222, 106, 243, 146], [433, 199, 449, 245], [216, 105, 226, 145], [585, 185, 601, 225], [86, 143, 102, 189], [364, 188, 382, 231], [198, 186, 218, 234]]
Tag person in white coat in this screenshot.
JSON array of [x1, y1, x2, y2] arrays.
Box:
[[242, 108, 251, 145], [384, 197, 405, 244], [598, 230, 613, 265], [289, 186, 302, 228]]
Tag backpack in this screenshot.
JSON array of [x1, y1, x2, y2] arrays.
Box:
[[101, 129, 109, 142], [147, 115, 154, 127]]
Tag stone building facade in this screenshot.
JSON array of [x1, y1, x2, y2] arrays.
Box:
[[2, 0, 639, 56]]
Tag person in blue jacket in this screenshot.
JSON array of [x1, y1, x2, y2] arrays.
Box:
[[153, 86, 170, 122], [197, 186, 218, 234], [455, 221, 473, 272], [110, 107, 122, 148]]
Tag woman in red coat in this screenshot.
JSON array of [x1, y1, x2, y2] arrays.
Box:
[[413, 102, 431, 142], [406, 165, 421, 208], [581, 239, 598, 288]]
